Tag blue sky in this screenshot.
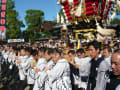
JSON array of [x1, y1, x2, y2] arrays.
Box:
[[15, 0, 61, 30]]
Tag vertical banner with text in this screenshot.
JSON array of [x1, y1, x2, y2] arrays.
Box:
[[0, 0, 7, 40]]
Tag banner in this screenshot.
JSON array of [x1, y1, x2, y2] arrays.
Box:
[[0, 0, 7, 40], [8, 39, 25, 43]]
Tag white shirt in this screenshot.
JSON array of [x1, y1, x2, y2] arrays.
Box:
[[46, 58, 72, 90], [18, 55, 28, 80], [95, 55, 111, 90]]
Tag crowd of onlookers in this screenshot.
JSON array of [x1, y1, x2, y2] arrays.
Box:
[[0, 39, 120, 90]]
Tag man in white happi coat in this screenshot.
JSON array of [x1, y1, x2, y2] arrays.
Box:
[[8, 46, 15, 63], [0, 46, 5, 55], [69, 49, 91, 90], [16, 47, 28, 90], [3, 46, 10, 61], [36, 48, 55, 90], [32, 48, 47, 90], [21, 47, 34, 90], [32, 48, 55, 90], [67, 50, 78, 90], [95, 46, 112, 90], [87, 41, 105, 90], [44, 49, 72, 90], [8, 47, 16, 70]]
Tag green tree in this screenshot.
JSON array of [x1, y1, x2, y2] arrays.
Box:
[[6, 0, 24, 39], [41, 30, 51, 38], [58, 8, 66, 23], [25, 9, 44, 43], [111, 18, 120, 37], [111, 18, 120, 24], [22, 30, 29, 42]]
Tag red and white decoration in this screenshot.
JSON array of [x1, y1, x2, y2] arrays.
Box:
[[61, 0, 72, 20], [58, 0, 113, 22]]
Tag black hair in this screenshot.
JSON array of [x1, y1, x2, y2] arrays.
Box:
[[13, 46, 18, 51], [38, 47, 46, 53], [25, 47, 32, 54], [87, 40, 101, 50], [32, 49, 38, 56], [68, 50, 75, 55], [55, 48, 62, 56], [103, 46, 112, 53], [0, 52, 2, 56], [17, 48, 20, 51], [114, 49, 120, 54], [113, 42, 119, 49], [46, 48, 54, 55], [20, 46, 25, 50], [76, 48, 85, 54]]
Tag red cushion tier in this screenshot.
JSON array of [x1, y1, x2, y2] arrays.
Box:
[[73, 0, 79, 5], [86, 6, 93, 10], [86, 10, 94, 15], [67, 15, 72, 20], [64, 8, 70, 12]]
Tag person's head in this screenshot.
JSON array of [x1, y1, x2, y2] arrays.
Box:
[[103, 46, 112, 58], [0, 52, 2, 59], [32, 49, 38, 60], [45, 48, 54, 61], [12, 46, 17, 53], [9, 46, 13, 52], [0, 46, 4, 51], [53, 49, 62, 63], [6, 46, 10, 51], [20, 47, 26, 56], [113, 43, 119, 51], [38, 47, 46, 58], [88, 40, 101, 59], [68, 50, 76, 59], [25, 47, 32, 56], [76, 48, 85, 58], [111, 49, 120, 79]]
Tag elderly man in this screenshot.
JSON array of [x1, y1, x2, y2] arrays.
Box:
[[105, 49, 120, 90]]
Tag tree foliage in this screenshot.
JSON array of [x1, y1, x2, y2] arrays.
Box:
[[6, 0, 24, 39], [24, 9, 44, 43], [58, 8, 66, 23], [111, 18, 120, 24], [41, 30, 51, 38], [111, 18, 120, 37]]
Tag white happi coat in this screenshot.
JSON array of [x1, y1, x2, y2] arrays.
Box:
[[22, 55, 35, 85], [21, 55, 33, 75], [32, 57, 47, 90], [17, 55, 28, 80], [8, 52, 13, 63], [74, 57, 91, 89], [74, 56, 81, 85], [37, 60, 55, 90], [3, 51, 10, 60], [1, 50, 5, 55], [46, 58, 72, 90], [78, 57, 91, 89], [95, 55, 111, 90], [8, 53, 16, 70]]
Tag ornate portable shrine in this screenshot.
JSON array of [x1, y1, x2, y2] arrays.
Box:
[[57, 0, 119, 41]]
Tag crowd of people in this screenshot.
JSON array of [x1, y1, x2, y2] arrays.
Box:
[[0, 39, 120, 90]]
